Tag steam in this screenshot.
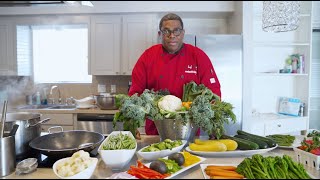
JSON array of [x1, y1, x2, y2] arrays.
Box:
[[0, 76, 35, 111]]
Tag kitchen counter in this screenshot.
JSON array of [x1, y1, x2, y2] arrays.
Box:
[[16, 106, 119, 114], [2, 135, 320, 179]]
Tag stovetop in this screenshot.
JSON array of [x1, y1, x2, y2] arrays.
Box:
[[16, 147, 100, 168]]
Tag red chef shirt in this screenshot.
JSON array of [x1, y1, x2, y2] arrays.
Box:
[[129, 43, 221, 135]]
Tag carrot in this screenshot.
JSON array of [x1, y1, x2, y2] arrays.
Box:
[[205, 169, 244, 178], [210, 175, 244, 179], [205, 165, 237, 171]]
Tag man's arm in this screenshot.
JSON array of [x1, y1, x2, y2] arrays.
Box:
[[197, 49, 222, 98], [128, 52, 148, 96]]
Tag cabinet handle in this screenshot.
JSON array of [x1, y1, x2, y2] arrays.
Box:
[[123, 72, 126, 75], [116, 72, 119, 74], [277, 124, 281, 127]]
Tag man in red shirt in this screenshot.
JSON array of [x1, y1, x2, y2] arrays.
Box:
[[129, 13, 221, 135]]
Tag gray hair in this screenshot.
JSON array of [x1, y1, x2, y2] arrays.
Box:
[[159, 13, 184, 30]]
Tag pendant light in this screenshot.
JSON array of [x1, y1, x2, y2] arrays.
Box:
[[262, 1, 301, 33]]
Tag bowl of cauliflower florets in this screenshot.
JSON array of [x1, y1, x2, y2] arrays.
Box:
[[53, 150, 98, 179]]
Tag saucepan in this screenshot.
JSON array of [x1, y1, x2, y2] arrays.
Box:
[[29, 128, 105, 159]]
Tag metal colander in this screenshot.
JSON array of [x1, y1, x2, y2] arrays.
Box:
[[153, 118, 198, 143]]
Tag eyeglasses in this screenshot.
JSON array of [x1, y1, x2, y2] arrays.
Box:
[[160, 28, 184, 36]]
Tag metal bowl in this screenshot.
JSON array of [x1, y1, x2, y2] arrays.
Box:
[[95, 95, 118, 110]]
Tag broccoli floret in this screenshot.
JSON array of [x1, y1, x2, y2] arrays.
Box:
[[142, 145, 160, 152], [165, 143, 173, 149], [156, 142, 167, 150]]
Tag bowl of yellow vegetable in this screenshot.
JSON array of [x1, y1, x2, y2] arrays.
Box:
[[98, 131, 137, 170]]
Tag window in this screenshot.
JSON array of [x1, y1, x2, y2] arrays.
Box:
[[17, 24, 91, 83]]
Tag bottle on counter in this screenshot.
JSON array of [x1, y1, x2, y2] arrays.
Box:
[[35, 92, 41, 105]]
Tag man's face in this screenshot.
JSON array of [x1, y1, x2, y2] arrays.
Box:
[[159, 20, 185, 54]]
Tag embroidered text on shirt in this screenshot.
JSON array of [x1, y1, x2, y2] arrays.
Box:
[[185, 70, 197, 74], [187, 65, 192, 69]]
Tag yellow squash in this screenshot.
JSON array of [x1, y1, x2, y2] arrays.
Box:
[[217, 139, 238, 151], [189, 141, 227, 152], [194, 138, 238, 151]]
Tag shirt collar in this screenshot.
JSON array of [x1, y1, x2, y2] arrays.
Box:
[[161, 44, 185, 56]]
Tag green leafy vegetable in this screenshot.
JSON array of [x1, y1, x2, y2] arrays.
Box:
[[266, 134, 295, 147], [141, 139, 183, 152], [236, 154, 311, 179]]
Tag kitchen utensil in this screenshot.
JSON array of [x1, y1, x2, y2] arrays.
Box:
[[0, 135, 15, 177], [0, 100, 8, 138], [153, 118, 198, 143], [3, 112, 51, 159], [8, 124, 19, 136], [94, 94, 117, 110], [15, 158, 38, 175], [29, 130, 104, 159]]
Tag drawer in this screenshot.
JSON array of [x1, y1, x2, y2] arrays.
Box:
[[41, 114, 74, 126], [264, 118, 308, 136]]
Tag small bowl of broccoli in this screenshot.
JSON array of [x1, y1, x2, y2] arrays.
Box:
[[136, 139, 187, 161]]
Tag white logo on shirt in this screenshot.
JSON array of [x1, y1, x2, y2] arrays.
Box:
[[185, 70, 197, 74]]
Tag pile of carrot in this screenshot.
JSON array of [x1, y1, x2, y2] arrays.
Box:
[[204, 165, 244, 179]]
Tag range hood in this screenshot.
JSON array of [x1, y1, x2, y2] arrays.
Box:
[[0, 1, 93, 7]]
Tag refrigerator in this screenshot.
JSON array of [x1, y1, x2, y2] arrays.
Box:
[[184, 34, 243, 136]]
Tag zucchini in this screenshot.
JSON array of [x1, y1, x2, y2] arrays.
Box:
[[237, 130, 277, 147], [221, 135, 259, 150], [234, 134, 269, 149]]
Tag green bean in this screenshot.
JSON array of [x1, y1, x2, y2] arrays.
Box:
[[102, 132, 136, 150]]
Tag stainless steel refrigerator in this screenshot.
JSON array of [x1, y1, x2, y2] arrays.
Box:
[[184, 34, 243, 136]]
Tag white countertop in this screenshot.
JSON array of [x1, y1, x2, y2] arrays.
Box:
[[16, 106, 119, 114]]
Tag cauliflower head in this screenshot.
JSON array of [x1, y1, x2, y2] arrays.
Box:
[[158, 95, 182, 113]]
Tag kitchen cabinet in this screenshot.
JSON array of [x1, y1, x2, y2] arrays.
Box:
[[242, 1, 313, 135], [40, 113, 75, 132], [0, 20, 14, 75], [90, 15, 121, 75], [90, 14, 157, 75], [313, 1, 320, 28]]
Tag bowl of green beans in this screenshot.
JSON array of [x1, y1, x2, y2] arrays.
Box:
[[98, 131, 137, 170]]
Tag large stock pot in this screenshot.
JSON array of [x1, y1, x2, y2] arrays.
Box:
[[3, 112, 50, 159]]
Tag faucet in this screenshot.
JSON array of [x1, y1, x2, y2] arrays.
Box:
[[49, 85, 62, 104]]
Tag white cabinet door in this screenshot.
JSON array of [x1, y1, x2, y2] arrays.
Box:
[[121, 14, 156, 75], [90, 15, 121, 75], [313, 1, 320, 28], [0, 21, 14, 75]]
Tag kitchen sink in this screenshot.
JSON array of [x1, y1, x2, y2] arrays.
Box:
[[18, 104, 55, 109], [47, 105, 76, 109], [18, 104, 76, 110]]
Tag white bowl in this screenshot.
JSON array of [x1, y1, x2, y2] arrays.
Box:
[[53, 157, 98, 179], [75, 97, 95, 107], [98, 131, 137, 170], [136, 140, 187, 161]]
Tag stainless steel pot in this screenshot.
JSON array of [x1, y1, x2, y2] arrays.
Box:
[[29, 130, 104, 159], [3, 112, 50, 159]]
